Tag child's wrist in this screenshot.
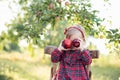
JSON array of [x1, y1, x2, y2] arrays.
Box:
[[58, 47, 62, 51]]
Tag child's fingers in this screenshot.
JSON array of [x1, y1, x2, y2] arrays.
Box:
[[58, 40, 70, 51]]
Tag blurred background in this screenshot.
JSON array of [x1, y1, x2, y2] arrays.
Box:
[[0, 0, 120, 80]]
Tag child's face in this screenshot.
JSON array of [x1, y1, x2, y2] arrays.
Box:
[[65, 28, 85, 50]]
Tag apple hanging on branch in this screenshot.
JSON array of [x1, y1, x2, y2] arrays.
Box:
[[57, 0, 62, 3], [48, 3, 54, 9]]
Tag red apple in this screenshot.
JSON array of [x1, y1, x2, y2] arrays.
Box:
[[65, 1, 70, 6], [62, 39, 72, 49], [48, 3, 54, 9], [72, 39, 80, 47]]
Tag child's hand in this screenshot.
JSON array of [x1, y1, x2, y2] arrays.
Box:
[[58, 40, 70, 51], [58, 41, 65, 51]]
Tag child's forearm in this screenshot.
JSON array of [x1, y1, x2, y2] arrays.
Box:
[[51, 48, 63, 63]]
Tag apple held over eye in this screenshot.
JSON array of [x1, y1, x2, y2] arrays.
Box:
[[62, 39, 72, 49], [72, 39, 80, 47]]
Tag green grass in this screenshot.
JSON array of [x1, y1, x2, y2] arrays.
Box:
[[0, 58, 52, 80], [92, 65, 120, 80], [0, 51, 52, 80], [0, 51, 120, 80], [91, 54, 120, 80]]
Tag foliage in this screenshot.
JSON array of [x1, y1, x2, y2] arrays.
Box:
[[0, 32, 20, 52], [0, 75, 13, 80], [0, 0, 119, 53], [3, 43, 20, 52], [106, 29, 120, 46], [106, 28, 120, 53], [4, 0, 103, 47]]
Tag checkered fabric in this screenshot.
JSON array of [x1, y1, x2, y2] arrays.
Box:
[[51, 49, 92, 80]]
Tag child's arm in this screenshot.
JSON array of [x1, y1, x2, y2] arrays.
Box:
[[80, 50, 92, 65], [51, 48, 63, 63]]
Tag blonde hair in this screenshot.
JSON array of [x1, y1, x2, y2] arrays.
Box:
[[64, 25, 86, 41], [64, 25, 86, 50]]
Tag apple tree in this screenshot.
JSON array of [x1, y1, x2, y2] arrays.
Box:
[[4, 0, 102, 46], [0, 0, 119, 54]]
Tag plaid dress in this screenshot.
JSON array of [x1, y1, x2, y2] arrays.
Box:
[[51, 49, 92, 80]]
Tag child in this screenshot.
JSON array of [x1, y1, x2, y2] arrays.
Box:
[[51, 25, 92, 80]]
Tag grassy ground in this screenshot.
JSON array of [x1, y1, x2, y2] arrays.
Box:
[[0, 55, 52, 80], [91, 54, 120, 80], [0, 50, 120, 80]]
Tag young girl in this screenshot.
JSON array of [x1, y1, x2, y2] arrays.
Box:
[[51, 25, 92, 80]]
